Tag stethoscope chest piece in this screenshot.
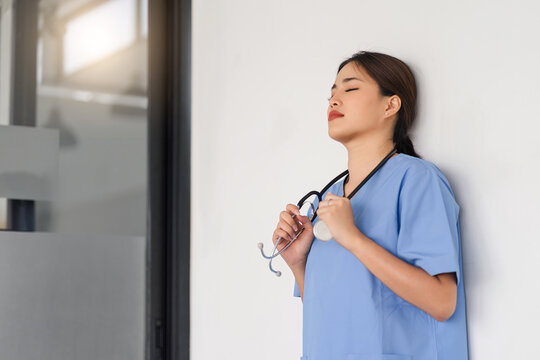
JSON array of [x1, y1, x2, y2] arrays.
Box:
[[313, 220, 332, 241]]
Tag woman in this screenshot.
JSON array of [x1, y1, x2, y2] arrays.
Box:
[[273, 51, 469, 360]]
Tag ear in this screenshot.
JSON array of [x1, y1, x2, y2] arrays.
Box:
[[385, 95, 402, 116]]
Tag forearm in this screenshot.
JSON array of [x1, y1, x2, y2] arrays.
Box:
[[291, 262, 306, 302], [347, 229, 454, 322]]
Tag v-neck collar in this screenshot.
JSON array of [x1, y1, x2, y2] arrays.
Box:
[[339, 153, 403, 199]]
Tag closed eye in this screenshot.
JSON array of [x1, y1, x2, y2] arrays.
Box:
[[327, 88, 358, 101]]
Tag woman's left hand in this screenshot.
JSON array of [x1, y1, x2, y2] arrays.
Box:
[[316, 192, 361, 250]]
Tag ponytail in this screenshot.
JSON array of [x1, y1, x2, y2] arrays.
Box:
[[394, 134, 420, 158], [392, 109, 421, 158]]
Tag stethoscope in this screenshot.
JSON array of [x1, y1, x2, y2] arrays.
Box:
[[258, 147, 399, 276]]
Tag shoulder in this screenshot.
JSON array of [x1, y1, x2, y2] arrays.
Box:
[[395, 154, 456, 198]]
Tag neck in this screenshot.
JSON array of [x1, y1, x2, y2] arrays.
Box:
[[345, 139, 397, 188]]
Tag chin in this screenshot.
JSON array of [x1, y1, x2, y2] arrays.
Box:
[[328, 126, 352, 144], [330, 123, 371, 144]]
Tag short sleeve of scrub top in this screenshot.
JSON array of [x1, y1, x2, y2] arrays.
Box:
[[396, 165, 462, 287], [291, 153, 469, 360]]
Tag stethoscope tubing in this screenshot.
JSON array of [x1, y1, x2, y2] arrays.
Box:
[[259, 147, 398, 276]]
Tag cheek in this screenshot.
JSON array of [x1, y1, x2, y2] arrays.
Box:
[[346, 103, 376, 125], [349, 95, 380, 120]]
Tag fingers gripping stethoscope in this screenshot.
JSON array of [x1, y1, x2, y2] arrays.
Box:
[[258, 147, 398, 276], [257, 169, 351, 276]]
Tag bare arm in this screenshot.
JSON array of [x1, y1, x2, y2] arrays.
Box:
[[291, 262, 306, 302], [349, 229, 457, 322]]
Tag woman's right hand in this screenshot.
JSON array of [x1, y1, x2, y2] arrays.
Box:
[[272, 203, 314, 269]]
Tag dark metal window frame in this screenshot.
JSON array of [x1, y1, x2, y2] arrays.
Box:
[[147, 0, 191, 359], [7, 0, 38, 231]]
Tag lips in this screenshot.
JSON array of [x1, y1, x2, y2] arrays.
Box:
[[328, 110, 344, 121]]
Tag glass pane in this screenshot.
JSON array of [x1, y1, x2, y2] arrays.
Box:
[[63, 0, 137, 75], [1, 2, 149, 358], [35, 0, 147, 237], [0, 0, 12, 228]]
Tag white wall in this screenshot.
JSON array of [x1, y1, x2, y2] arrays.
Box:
[[192, 1, 540, 359]]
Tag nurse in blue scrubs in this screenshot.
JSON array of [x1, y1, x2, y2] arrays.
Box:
[[273, 51, 469, 360]]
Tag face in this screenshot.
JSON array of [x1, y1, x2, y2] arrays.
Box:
[[327, 62, 400, 146]]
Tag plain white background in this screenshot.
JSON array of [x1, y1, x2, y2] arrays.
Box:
[[192, 1, 540, 359]]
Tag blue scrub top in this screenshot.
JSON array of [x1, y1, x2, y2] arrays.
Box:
[[293, 153, 469, 360]]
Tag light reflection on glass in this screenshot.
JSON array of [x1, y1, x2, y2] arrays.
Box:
[[63, 0, 136, 75]]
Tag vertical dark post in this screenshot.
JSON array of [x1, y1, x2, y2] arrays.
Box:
[[7, 0, 38, 232], [147, 0, 167, 357], [147, 0, 191, 359], [167, 0, 191, 358]]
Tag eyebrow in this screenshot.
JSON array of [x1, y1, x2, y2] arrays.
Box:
[[331, 77, 363, 91]]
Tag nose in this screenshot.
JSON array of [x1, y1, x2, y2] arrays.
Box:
[[328, 95, 340, 107]]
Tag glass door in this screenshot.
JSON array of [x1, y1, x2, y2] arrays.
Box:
[[0, 1, 151, 359]]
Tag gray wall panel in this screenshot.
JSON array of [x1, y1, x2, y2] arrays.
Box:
[[0, 124, 58, 201], [0, 231, 144, 360]]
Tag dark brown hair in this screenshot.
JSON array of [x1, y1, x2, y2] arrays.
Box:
[[337, 50, 421, 158]]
